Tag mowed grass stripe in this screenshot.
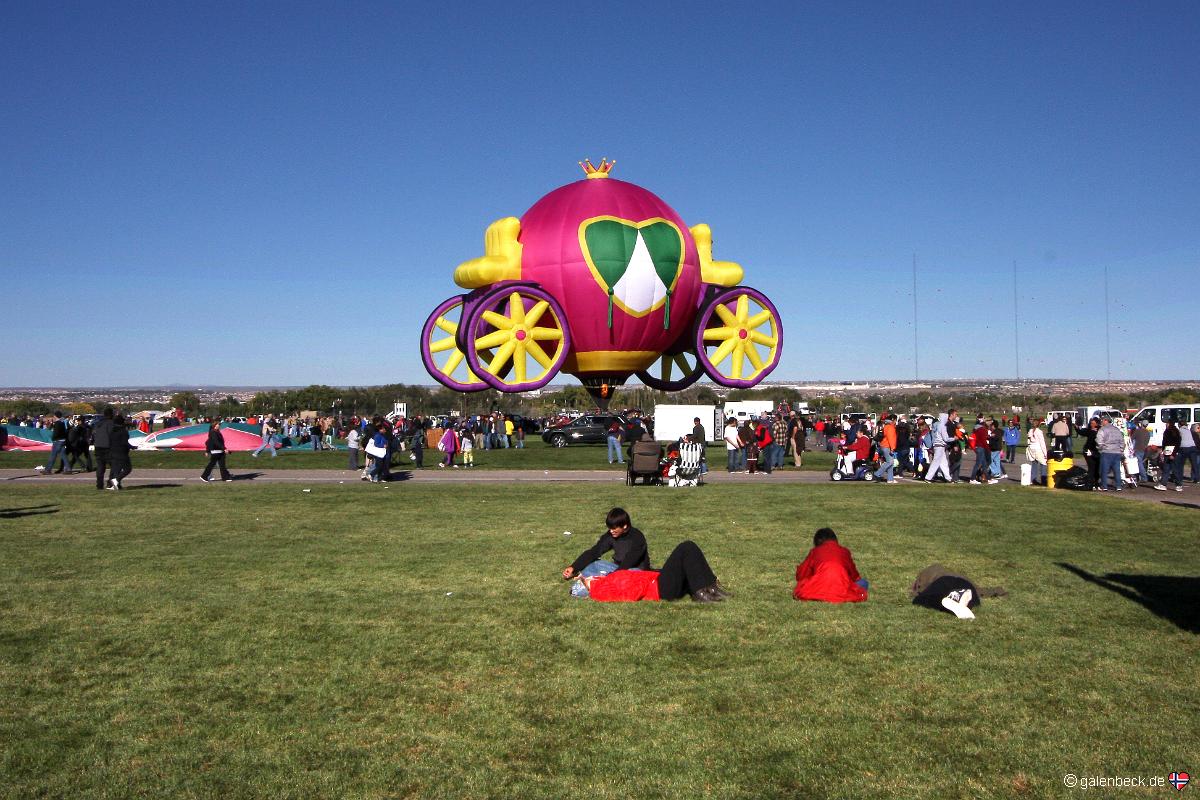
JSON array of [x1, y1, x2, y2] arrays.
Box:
[[1, 484, 1196, 799]]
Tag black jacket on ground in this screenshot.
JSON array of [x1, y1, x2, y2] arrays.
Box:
[[570, 527, 651, 574]]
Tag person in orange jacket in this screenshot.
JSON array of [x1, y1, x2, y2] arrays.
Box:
[[873, 413, 898, 483]]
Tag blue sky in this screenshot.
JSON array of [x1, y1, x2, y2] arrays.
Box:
[[2, 1, 1197, 386]]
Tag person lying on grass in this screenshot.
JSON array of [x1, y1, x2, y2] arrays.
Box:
[[909, 564, 981, 619], [793, 528, 868, 603], [562, 507, 730, 603]]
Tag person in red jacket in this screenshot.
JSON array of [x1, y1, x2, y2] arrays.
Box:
[[793, 528, 868, 603], [754, 416, 774, 474]]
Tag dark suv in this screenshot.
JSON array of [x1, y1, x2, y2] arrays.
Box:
[[541, 414, 633, 447]]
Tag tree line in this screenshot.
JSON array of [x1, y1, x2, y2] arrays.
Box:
[[4, 383, 1195, 423]]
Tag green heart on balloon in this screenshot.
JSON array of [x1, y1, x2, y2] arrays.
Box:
[[580, 217, 683, 316]]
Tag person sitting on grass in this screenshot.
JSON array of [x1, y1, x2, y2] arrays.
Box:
[[793, 528, 868, 603], [562, 507, 729, 603]]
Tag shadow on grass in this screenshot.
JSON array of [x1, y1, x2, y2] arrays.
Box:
[[1057, 563, 1200, 634], [0, 504, 59, 518], [1162, 501, 1200, 511], [123, 483, 182, 491]]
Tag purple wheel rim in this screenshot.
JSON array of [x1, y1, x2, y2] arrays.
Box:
[[420, 295, 490, 392], [694, 285, 784, 388], [463, 283, 570, 393]]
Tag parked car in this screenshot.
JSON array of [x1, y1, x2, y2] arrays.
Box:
[[541, 414, 634, 447]]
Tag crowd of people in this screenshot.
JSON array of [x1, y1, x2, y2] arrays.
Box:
[[8, 403, 1199, 494], [813, 410, 1200, 492], [721, 412, 807, 474], [22, 409, 136, 490]]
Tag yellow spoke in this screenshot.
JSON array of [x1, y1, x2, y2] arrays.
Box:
[[662, 357, 674, 381], [435, 316, 458, 335], [746, 310, 773, 329], [525, 339, 553, 369], [508, 292, 526, 325], [745, 344, 765, 371], [673, 353, 693, 373], [524, 300, 550, 328], [443, 350, 465, 375], [482, 310, 512, 330], [731, 343, 745, 379], [513, 342, 527, 382], [735, 294, 749, 322], [714, 304, 738, 327], [474, 329, 512, 350], [711, 337, 737, 365], [430, 337, 458, 353], [703, 325, 739, 341], [487, 340, 517, 376], [530, 327, 563, 341], [749, 330, 777, 347]]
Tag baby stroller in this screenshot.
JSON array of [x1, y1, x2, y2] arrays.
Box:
[[1142, 445, 1162, 485], [830, 442, 877, 482], [626, 439, 663, 486], [667, 439, 705, 487]]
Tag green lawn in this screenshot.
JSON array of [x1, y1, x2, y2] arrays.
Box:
[[0, 441, 838, 473], [1, 483, 1195, 799]]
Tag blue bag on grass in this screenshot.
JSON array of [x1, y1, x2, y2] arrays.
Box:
[[570, 560, 619, 598]]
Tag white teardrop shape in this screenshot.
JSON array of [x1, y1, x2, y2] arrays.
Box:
[[610, 230, 667, 314]]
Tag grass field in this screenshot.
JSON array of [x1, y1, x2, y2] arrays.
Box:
[[1, 482, 1196, 799], [0, 441, 838, 473]]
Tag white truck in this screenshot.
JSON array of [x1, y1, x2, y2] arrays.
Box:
[[719, 400, 776, 429], [651, 404, 720, 442]]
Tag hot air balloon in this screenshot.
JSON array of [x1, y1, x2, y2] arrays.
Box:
[[420, 160, 783, 408]]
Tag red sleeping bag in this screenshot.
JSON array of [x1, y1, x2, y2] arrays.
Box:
[[588, 570, 661, 602], [794, 541, 868, 603]]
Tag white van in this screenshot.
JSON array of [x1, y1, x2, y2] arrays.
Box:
[[1132, 404, 1200, 447]]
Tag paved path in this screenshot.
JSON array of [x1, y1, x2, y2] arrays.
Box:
[[3, 465, 1197, 508]]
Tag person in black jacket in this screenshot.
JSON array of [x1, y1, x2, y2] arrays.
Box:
[[107, 414, 132, 490], [1080, 418, 1101, 490], [67, 417, 94, 473], [1160, 419, 1184, 491], [38, 411, 71, 474], [200, 420, 233, 482], [91, 408, 115, 490], [563, 507, 652, 579]]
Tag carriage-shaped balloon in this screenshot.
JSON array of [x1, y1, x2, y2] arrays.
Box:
[[420, 160, 783, 407]]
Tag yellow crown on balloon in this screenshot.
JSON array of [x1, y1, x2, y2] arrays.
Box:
[[579, 158, 615, 179]]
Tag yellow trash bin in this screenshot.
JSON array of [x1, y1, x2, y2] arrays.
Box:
[[1047, 457, 1074, 489]]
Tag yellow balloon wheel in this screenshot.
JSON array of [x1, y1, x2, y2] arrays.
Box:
[[420, 296, 489, 392], [465, 285, 570, 392], [695, 287, 782, 387]]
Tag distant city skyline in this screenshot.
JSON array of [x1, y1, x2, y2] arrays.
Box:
[[2, 2, 1197, 385]]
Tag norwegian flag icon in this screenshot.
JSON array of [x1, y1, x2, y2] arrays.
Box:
[[1169, 772, 1190, 791]]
